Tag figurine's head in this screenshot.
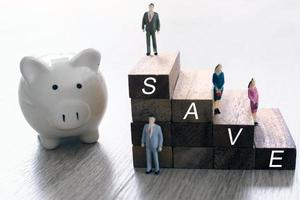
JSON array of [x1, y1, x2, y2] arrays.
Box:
[[148, 3, 154, 12], [148, 114, 156, 124], [215, 64, 222, 73], [248, 78, 255, 88]]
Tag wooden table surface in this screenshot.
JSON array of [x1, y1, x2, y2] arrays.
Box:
[[0, 68, 298, 200]]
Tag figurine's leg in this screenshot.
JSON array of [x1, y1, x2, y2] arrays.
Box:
[[152, 149, 160, 172], [39, 135, 60, 150], [146, 32, 151, 54], [146, 148, 152, 171], [152, 32, 157, 53], [80, 130, 99, 143]]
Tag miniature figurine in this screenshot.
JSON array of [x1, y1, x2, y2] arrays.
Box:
[[248, 78, 259, 126], [142, 3, 160, 56], [212, 64, 225, 114], [18, 48, 107, 149], [141, 115, 163, 175]]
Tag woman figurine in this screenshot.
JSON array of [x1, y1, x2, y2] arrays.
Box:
[[248, 78, 259, 126], [212, 64, 225, 115]]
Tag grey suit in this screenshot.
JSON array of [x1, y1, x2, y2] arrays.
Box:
[[142, 11, 160, 54], [141, 123, 163, 172]]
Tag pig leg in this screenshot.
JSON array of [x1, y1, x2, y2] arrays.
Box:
[[80, 130, 99, 143], [39, 135, 60, 149]]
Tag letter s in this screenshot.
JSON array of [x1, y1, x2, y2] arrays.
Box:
[[142, 77, 156, 95]]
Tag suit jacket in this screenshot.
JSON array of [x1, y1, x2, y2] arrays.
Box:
[[141, 123, 163, 149], [142, 12, 160, 33]]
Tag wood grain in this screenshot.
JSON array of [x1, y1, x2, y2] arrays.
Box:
[[131, 99, 171, 122], [173, 147, 214, 169], [172, 69, 213, 122], [254, 108, 296, 169], [172, 122, 213, 147], [213, 90, 255, 147], [213, 90, 254, 125], [214, 147, 255, 169], [128, 52, 180, 99]]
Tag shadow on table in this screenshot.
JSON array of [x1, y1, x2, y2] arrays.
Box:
[[31, 137, 114, 199]]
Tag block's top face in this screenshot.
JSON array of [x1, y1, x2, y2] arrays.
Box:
[[214, 90, 254, 125], [129, 52, 180, 75], [172, 68, 213, 100], [254, 108, 296, 149]]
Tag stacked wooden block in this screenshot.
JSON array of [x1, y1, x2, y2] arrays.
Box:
[[129, 52, 296, 170]]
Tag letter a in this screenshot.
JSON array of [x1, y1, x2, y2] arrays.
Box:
[[183, 102, 198, 120]]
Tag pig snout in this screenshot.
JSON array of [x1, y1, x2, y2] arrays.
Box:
[[51, 100, 91, 130]]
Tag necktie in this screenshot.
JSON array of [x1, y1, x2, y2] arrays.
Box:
[[148, 13, 152, 21], [148, 125, 153, 138]]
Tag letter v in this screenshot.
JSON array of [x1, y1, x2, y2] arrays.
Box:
[[228, 128, 243, 145]]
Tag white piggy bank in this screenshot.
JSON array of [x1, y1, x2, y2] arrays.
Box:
[[18, 49, 107, 149]]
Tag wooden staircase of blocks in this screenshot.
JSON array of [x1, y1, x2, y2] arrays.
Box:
[[128, 52, 296, 170]]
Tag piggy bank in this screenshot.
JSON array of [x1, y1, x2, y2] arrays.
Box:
[[18, 48, 107, 149]]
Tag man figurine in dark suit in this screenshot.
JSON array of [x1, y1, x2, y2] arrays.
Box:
[[142, 3, 160, 56]]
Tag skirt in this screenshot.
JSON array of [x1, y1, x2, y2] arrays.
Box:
[[213, 88, 223, 101], [250, 101, 258, 113]]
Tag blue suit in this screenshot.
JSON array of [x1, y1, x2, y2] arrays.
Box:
[[141, 123, 163, 172]]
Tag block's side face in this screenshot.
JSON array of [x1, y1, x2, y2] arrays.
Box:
[[131, 99, 171, 122], [128, 75, 170, 99], [172, 122, 213, 147], [168, 53, 181, 98], [214, 147, 255, 169], [173, 147, 214, 169], [172, 100, 213, 123], [131, 122, 171, 146], [132, 146, 173, 168], [255, 148, 296, 170], [213, 125, 254, 147]]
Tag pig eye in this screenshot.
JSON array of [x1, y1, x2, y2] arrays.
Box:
[[76, 83, 82, 89], [52, 84, 58, 90]]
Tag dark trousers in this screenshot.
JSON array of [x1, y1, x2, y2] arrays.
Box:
[[146, 31, 157, 54]]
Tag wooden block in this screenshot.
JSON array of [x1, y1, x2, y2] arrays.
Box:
[[131, 122, 171, 146], [172, 69, 213, 123], [214, 147, 255, 169], [128, 52, 180, 99], [213, 90, 254, 147], [131, 99, 171, 122], [254, 108, 296, 170], [132, 146, 173, 168], [173, 147, 214, 169], [172, 122, 213, 147]]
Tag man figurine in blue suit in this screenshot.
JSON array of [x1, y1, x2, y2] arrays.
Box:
[[141, 115, 163, 175]]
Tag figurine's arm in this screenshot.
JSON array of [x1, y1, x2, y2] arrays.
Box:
[[141, 125, 146, 147], [248, 89, 255, 103], [212, 74, 217, 89], [158, 126, 163, 151], [142, 13, 146, 30], [156, 13, 160, 32], [220, 73, 225, 88]]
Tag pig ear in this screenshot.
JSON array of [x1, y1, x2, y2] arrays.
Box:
[[70, 48, 101, 72], [20, 56, 49, 83]]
